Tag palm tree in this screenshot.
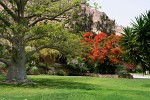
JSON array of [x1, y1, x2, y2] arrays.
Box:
[[122, 11, 150, 74]]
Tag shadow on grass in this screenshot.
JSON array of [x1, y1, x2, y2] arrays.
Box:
[[32, 78, 102, 90], [0, 76, 102, 91], [143, 84, 150, 88]]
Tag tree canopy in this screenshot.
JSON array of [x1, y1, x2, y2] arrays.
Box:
[[121, 11, 150, 73], [0, 0, 85, 83]]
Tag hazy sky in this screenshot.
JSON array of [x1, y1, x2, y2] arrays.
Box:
[[89, 0, 150, 26]]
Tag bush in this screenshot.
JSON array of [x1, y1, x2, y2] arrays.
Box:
[[0, 63, 6, 69], [29, 66, 39, 75], [118, 70, 133, 79], [68, 32, 124, 74], [57, 70, 67, 76], [0, 63, 7, 75], [47, 70, 56, 75], [115, 64, 125, 73], [135, 65, 143, 73], [67, 64, 88, 73]]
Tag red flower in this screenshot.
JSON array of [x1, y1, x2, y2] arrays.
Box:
[[111, 58, 117, 64], [90, 33, 94, 37], [77, 32, 124, 66], [91, 56, 96, 60], [111, 49, 115, 54], [106, 45, 111, 49], [102, 49, 108, 55]]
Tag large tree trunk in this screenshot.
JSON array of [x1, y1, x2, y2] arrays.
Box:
[[6, 46, 29, 83]]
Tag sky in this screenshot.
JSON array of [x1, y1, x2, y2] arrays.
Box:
[[89, 0, 150, 27]]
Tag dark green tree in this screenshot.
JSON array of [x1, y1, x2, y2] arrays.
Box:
[[121, 11, 150, 73]]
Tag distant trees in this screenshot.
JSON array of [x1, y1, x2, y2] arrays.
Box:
[[65, 4, 116, 35], [65, 5, 93, 34], [96, 14, 116, 35]]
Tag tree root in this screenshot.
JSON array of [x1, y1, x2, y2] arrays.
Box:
[[0, 79, 36, 85]]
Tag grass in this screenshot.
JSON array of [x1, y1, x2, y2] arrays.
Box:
[[0, 75, 150, 100]]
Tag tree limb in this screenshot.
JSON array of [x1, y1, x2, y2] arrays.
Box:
[[25, 35, 49, 43], [26, 45, 53, 58], [0, 1, 17, 21], [29, 2, 86, 26], [0, 16, 11, 26], [25, 14, 42, 19], [26, 44, 67, 59], [0, 58, 11, 66]]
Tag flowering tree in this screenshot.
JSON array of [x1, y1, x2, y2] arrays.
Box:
[[69, 32, 124, 74]]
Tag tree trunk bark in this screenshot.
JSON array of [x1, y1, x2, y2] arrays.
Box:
[[6, 46, 29, 83]]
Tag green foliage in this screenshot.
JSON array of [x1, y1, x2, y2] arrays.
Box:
[[67, 63, 88, 74], [29, 66, 39, 75], [47, 70, 56, 75], [121, 11, 150, 71], [0, 0, 85, 80], [57, 70, 67, 76], [118, 70, 133, 79], [68, 32, 124, 74], [135, 65, 143, 73], [0, 63, 6, 69], [115, 64, 125, 74], [0, 43, 4, 56], [39, 48, 61, 62], [93, 2, 101, 9]]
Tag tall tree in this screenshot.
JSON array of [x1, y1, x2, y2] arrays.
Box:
[[0, 0, 85, 83], [121, 11, 150, 73]]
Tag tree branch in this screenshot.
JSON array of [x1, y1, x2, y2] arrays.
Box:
[[25, 35, 49, 43], [26, 45, 53, 58], [0, 30, 13, 43], [0, 58, 10, 66], [0, 1, 17, 21], [26, 44, 66, 59], [29, 2, 86, 26], [0, 16, 11, 26], [25, 14, 42, 19]]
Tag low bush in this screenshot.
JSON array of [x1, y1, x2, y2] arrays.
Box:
[[29, 66, 39, 75], [47, 70, 56, 75], [57, 70, 67, 76], [118, 70, 133, 79]]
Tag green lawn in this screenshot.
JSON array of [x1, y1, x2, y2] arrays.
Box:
[[0, 75, 150, 100]]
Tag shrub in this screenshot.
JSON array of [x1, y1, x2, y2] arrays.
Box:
[[118, 70, 133, 79], [68, 32, 124, 74], [121, 11, 150, 73], [29, 66, 39, 75], [57, 70, 67, 76], [0, 63, 6, 69], [125, 63, 135, 72], [135, 65, 143, 73], [0, 63, 7, 75], [47, 70, 56, 75]]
